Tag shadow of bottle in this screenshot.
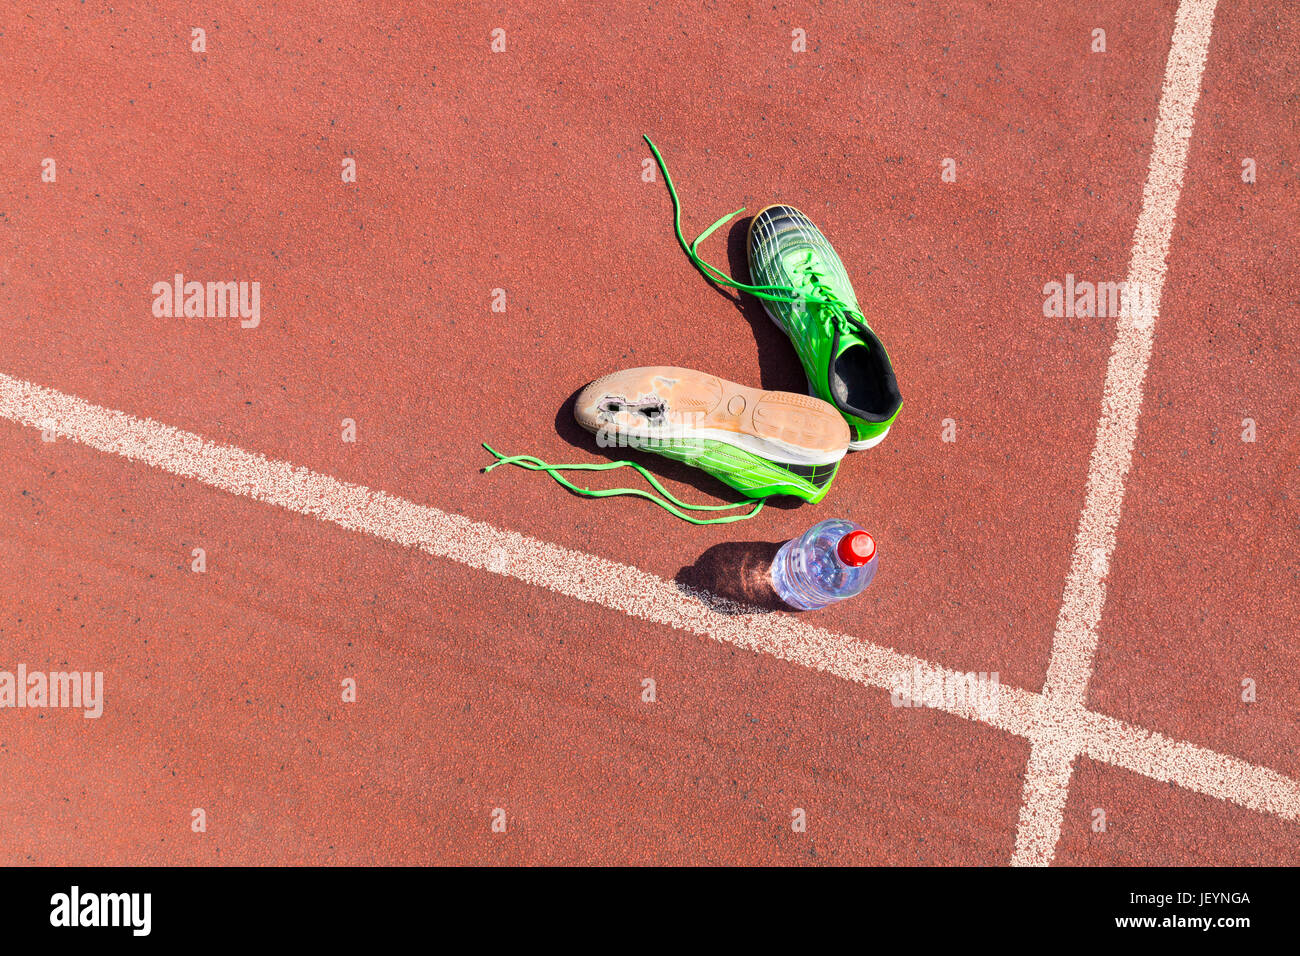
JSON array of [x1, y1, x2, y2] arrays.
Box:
[[674, 540, 790, 614]]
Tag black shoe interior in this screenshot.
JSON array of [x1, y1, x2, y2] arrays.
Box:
[[831, 336, 902, 423]]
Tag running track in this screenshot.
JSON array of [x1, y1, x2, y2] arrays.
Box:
[[1, 1, 1296, 864]]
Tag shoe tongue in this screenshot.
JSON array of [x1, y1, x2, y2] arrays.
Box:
[[830, 313, 869, 359], [781, 249, 816, 272]]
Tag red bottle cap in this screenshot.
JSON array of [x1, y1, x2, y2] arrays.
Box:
[[837, 530, 876, 567]]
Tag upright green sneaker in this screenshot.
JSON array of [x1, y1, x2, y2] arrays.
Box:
[[747, 205, 902, 449]]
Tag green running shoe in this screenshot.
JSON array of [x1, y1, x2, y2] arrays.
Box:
[[747, 205, 902, 449], [481, 366, 848, 524]]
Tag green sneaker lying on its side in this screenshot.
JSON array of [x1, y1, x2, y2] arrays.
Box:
[[482, 367, 849, 524], [573, 366, 848, 504], [747, 205, 902, 449]]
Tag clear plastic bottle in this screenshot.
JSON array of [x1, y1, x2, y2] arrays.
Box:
[[770, 519, 878, 610]]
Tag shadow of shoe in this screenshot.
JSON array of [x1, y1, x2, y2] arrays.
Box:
[[673, 540, 788, 614], [725, 216, 808, 394], [664, 214, 809, 396]]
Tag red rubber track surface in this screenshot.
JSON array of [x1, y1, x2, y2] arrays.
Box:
[[0, 1, 1295, 864]]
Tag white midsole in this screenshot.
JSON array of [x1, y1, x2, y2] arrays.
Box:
[[593, 423, 846, 467], [848, 428, 889, 450]]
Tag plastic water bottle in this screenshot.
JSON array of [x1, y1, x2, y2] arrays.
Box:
[[771, 519, 878, 610]]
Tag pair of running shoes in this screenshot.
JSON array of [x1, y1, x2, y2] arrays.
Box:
[[484, 137, 902, 524]]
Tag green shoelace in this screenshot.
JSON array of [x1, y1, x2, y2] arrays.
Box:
[[481, 444, 764, 525], [641, 134, 867, 337]]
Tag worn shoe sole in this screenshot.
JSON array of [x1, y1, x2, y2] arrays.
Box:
[[575, 366, 849, 467]]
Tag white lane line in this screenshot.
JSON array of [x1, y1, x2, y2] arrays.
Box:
[[5, 369, 1299, 840], [0, 370, 1037, 736], [1012, 0, 1221, 866], [1079, 710, 1300, 823]]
